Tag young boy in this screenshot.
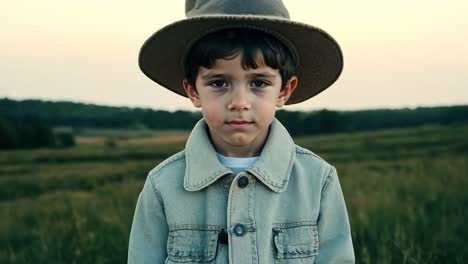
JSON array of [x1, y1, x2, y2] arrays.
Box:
[[129, 0, 354, 263]]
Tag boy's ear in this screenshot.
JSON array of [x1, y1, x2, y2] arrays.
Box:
[[276, 76, 298, 107], [183, 80, 202, 108]]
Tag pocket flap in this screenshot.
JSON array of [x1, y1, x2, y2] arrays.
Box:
[[273, 225, 319, 259], [167, 228, 219, 262]]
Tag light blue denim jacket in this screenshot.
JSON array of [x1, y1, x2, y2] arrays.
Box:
[[128, 119, 354, 263]]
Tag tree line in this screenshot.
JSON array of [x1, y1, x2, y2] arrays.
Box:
[[276, 106, 468, 136], [0, 117, 75, 149], [1, 98, 467, 149]]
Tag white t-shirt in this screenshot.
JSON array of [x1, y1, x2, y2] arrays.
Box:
[[216, 153, 259, 175]]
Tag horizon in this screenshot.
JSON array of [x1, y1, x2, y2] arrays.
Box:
[[2, 1, 467, 111], [2, 96, 466, 113]]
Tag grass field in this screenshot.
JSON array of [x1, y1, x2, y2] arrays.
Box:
[[1, 124, 467, 263]]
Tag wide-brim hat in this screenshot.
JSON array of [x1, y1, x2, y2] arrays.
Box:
[[139, 0, 343, 105]]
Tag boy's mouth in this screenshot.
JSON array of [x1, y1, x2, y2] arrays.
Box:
[[226, 120, 253, 129]]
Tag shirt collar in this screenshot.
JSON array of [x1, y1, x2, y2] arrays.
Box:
[[184, 118, 296, 193]]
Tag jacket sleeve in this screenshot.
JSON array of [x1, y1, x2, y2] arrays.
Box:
[[315, 166, 355, 263], [128, 176, 168, 264]]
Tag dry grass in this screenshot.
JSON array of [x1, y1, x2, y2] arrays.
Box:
[[119, 132, 190, 146], [2, 124, 467, 263]]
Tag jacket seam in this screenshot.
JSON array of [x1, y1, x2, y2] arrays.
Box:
[[148, 175, 165, 213], [184, 168, 228, 188], [272, 220, 318, 227], [148, 150, 186, 181], [249, 166, 285, 187], [321, 166, 335, 195], [147, 151, 186, 211], [169, 224, 225, 231], [294, 145, 326, 162]]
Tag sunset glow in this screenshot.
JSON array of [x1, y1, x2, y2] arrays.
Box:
[[2, 0, 467, 110]]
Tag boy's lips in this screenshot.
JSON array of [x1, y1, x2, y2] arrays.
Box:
[[226, 120, 253, 129]]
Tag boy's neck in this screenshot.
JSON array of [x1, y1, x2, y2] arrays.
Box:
[[215, 144, 263, 158], [206, 126, 269, 158]]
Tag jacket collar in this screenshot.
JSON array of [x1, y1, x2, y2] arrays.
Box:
[[184, 118, 296, 193]]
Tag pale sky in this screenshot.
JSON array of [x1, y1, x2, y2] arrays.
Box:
[[1, 0, 467, 111]]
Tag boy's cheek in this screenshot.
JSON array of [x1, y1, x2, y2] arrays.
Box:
[[202, 107, 223, 125]]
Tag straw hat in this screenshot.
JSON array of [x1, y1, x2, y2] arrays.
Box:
[[139, 0, 343, 104]]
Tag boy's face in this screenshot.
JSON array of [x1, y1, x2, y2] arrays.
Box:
[[183, 53, 297, 157]]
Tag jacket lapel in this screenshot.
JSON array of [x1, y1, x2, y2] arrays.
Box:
[[247, 119, 296, 193], [184, 119, 295, 193], [184, 119, 231, 191]]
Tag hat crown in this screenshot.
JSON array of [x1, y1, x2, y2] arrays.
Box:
[[185, 0, 290, 19]]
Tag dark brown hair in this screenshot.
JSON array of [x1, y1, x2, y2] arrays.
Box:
[[184, 28, 297, 89]]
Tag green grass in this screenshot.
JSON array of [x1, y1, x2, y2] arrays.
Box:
[[1, 124, 467, 263], [72, 127, 188, 139]]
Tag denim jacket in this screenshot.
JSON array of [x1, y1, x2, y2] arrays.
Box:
[[128, 119, 354, 263]]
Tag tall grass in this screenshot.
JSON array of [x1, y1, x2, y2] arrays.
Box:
[[1, 125, 467, 263]]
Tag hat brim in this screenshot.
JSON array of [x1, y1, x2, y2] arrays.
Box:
[[139, 15, 343, 105]]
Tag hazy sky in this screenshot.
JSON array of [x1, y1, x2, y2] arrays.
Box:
[[2, 0, 467, 111]]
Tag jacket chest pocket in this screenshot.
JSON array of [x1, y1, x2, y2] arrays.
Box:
[[272, 224, 319, 264], [167, 228, 219, 263]]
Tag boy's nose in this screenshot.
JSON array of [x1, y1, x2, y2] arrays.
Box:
[[228, 88, 251, 111]]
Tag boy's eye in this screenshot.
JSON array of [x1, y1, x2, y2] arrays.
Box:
[[210, 80, 228, 88], [250, 80, 267, 88]]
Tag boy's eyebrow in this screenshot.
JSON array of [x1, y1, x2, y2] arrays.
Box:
[[247, 72, 276, 78], [201, 72, 277, 80], [201, 73, 228, 80]]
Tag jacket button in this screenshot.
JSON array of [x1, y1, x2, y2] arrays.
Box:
[[233, 224, 246, 237], [237, 176, 249, 188]]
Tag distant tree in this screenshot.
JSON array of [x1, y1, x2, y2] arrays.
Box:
[[0, 117, 19, 149], [33, 124, 55, 148], [0, 116, 56, 149], [276, 110, 305, 136], [55, 132, 75, 148], [316, 109, 346, 133], [302, 112, 320, 135]]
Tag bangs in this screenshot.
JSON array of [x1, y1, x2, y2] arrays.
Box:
[[184, 28, 297, 88]]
